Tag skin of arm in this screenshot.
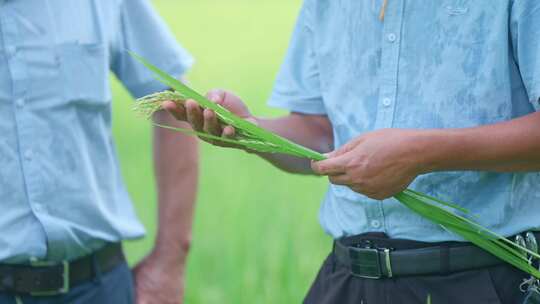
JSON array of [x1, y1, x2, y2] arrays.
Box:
[[311, 111, 540, 200], [162, 89, 334, 175], [133, 110, 199, 304], [253, 115, 334, 174]]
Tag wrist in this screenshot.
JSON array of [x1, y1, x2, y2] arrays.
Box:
[[409, 129, 457, 174], [152, 237, 191, 266]]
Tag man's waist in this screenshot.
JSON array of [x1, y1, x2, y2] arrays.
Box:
[[0, 214, 145, 264], [0, 243, 125, 296], [333, 232, 539, 279]]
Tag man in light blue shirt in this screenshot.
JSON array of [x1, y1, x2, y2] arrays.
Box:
[[0, 0, 197, 303], [164, 0, 540, 302]]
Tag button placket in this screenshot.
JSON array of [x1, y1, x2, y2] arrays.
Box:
[[368, 0, 405, 231], [1, 9, 44, 220], [1, 0, 73, 262], [374, 0, 404, 130]]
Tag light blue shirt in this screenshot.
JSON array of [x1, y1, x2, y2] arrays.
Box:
[[269, 0, 540, 242], [0, 0, 193, 263]]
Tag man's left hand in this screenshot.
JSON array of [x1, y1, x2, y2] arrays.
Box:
[[133, 251, 186, 304], [312, 129, 426, 200]]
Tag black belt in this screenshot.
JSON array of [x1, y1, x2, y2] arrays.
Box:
[[0, 243, 125, 296], [334, 235, 511, 279]]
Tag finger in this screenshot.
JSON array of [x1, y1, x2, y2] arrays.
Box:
[[203, 109, 222, 136], [185, 99, 204, 131], [206, 89, 235, 108], [328, 174, 351, 186], [326, 140, 360, 158], [220, 91, 238, 108], [311, 155, 349, 175], [222, 125, 236, 138], [351, 185, 371, 197], [162, 100, 187, 121]]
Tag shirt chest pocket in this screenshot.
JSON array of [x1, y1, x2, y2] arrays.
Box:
[[436, 0, 498, 46], [57, 43, 111, 106]]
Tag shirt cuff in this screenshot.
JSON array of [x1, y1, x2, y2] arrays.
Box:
[[528, 82, 540, 111], [531, 89, 540, 111], [128, 57, 194, 99], [267, 95, 327, 115]]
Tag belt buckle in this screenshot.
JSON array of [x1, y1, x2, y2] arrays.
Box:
[[28, 260, 70, 296], [348, 247, 383, 279]]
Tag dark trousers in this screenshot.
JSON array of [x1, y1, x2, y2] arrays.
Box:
[[0, 262, 134, 304], [305, 236, 528, 304]]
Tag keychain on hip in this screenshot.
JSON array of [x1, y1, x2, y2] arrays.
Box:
[[520, 232, 540, 304]]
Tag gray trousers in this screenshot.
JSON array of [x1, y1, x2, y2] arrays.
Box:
[[304, 252, 525, 304]]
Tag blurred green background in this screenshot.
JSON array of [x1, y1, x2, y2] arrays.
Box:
[[112, 0, 331, 303]]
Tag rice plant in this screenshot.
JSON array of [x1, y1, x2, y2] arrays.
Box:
[[132, 53, 540, 279]]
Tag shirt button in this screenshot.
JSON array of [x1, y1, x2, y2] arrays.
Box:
[[387, 33, 397, 43], [15, 98, 25, 108], [371, 220, 381, 229], [382, 98, 392, 107], [5, 46, 17, 58], [34, 204, 46, 213], [24, 149, 33, 161]]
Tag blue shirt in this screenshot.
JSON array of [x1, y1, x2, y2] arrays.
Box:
[[269, 0, 540, 242], [0, 0, 193, 263]]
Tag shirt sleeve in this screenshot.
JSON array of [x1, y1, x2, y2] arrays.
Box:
[[267, 0, 326, 115], [511, 1, 540, 112], [111, 0, 194, 98]]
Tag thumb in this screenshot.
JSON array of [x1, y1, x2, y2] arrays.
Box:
[[206, 89, 251, 118], [206, 89, 225, 104]]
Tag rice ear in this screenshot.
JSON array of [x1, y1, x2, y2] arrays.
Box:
[[134, 90, 187, 119]]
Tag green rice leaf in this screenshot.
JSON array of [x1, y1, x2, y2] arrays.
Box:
[[403, 189, 469, 214], [130, 52, 326, 161]]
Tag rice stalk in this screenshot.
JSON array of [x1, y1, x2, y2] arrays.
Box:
[[131, 52, 540, 279]]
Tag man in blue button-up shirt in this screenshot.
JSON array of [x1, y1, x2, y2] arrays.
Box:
[[0, 0, 197, 303], [165, 0, 540, 302]]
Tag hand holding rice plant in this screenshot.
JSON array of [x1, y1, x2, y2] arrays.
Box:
[[311, 129, 427, 201], [132, 53, 540, 280]]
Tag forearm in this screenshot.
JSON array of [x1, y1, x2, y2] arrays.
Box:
[[152, 110, 199, 264], [418, 111, 540, 173], [252, 113, 334, 174]]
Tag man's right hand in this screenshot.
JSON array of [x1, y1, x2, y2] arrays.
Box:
[[161, 89, 257, 148], [162, 88, 334, 174]]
